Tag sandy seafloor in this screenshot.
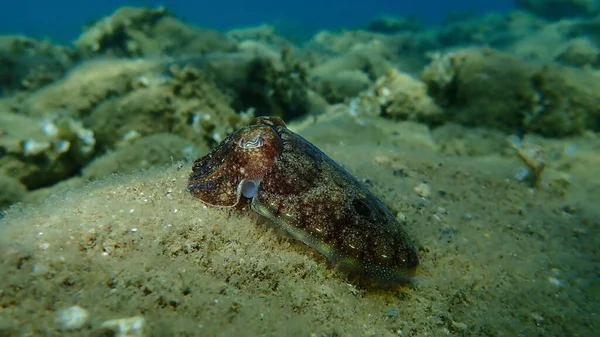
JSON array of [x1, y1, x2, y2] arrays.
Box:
[[0, 111, 598, 336]]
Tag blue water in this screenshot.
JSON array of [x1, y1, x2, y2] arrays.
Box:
[[3, 0, 512, 43]]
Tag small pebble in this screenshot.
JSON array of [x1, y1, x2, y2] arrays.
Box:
[[414, 182, 431, 198], [452, 321, 468, 331], [548, 277, 562, 287], [531, 313, 545, 326], [101, 316, 146, 337], [55, 305, 89, 331]]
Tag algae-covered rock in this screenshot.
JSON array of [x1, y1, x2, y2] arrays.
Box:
[[342, 69, 441, 123], [373, 69, 442, 122], [514, 0, 598, 20], [436, 12, 501, 47], [183, 50, 327, 120], [527, 64, 600, 135], [508, 18, 586, 62], [308, 50, 389, 102], [226, 24, 293, 50], [421, 48, 600, 136], [311, 69, 372, 103], [308, 30, 399, 55], [85, 85, 175, 150], [0, 36, 77, 94], [21, 58, 163, 118], [232, 48, 313, 121], [306, 30, 434, 73], [422, 48, 535, 133], [0, 112, 95, 189], [556, 37, 600, 68], [82, 133, 206, 181], [85, 64, 248, 150], [365, 15, 424, 34], [75, 6, 237, 57]]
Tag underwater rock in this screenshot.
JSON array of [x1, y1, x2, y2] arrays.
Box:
[[226, 24, 293, 50], [556, 37, 600, 68], [374, 69, 441, 121], [421, 47, 600, 136], [308, 50, 388, 101], [234, 49, 313, 121], [75, 6, 237, 57], [436, 11, 546, 49], [308, 30, 393, 55], [526, 63, 600, 135], [85, 85, 175, 150], [311, 69, 372, 103], [366, 15, 424, 34], [85, 64, 246, 149], [306, 30, 435, 73], [168, 65, 254, 143], [514, 0, 598, 20], [421, 48, 534, 133], [0, 36, 77, 94], [21, 58, 163, 118], [168, 50, 318, 121], [506, 15, 595, 62], [0, 111, 95, 189], [343, 68, 441, 123]]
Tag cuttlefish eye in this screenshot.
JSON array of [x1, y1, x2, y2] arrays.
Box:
[[240, 179, 260, 198], [238, 136, 264, 149]]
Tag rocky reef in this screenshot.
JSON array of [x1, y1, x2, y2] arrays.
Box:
[[1, 3, 599, 212]]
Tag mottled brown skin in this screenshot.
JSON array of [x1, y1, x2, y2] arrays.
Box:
[[187, 116, 419, 284]]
